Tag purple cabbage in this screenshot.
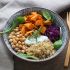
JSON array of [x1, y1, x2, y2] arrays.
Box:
[[45, 25, 60, 42]]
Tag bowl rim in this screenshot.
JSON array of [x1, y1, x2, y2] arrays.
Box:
[[3, 7, 69, 62]]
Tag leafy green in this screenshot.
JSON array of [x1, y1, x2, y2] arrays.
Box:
[[42, 10, 52, 20], [17, 52, 38, 60], [0, 16, 25, 34], [0, 21, 16, 34], [16, 16, 25, 24], [53, 39, 62, 50]]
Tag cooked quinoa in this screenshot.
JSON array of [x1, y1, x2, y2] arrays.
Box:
[[26, 40, 56, 59]]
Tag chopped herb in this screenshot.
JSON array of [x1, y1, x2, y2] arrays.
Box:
[[28, 27, 42, 42]]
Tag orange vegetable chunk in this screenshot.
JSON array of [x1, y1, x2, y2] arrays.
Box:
[[41, 26, 46, 34], [20, 26, 26, 35], [37, 14, 43, 20], [25, 30, 34, 36], [35, 20, 43, 26], [44, 20, 52, 25], [19, 24, 24, 30], [24, 23, 35, 30]]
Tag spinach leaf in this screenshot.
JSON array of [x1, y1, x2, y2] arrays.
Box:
[[42, 10, 52, 20], [17, 52, 38, 60], [16, 16, 25, 24], [53, 39, 62, 50], [0, 16, 25, 34], [0, 21, 16, 34]]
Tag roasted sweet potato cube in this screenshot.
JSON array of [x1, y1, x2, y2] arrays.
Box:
[[20, 26, 26, 35], [37, 14, 43, 20], [44, 20, 52, 25], [41, 26, 46, 34], [19, 24, 24, 30], [35, 20, 43, 26], [24, 23, 35, 30]]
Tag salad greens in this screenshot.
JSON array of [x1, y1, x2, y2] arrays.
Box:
[[42, 10, 52, 20], [16, 16, 25, 24], [53, 39, 62, 50], [0, 16, 25, 34], [17, 52, 38, 60]]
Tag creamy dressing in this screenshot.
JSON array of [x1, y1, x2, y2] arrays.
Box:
[[25, 35, 49, 45]]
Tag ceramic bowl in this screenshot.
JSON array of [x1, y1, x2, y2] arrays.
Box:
[[3, 7, 69, 62]]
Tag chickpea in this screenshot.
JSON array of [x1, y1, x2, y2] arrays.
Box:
[[12, 44, 16, 48], [8, 35, 12, 39], [12, 39, 17, 44], [19, 34, 23, 37], [15, 37, 19, 41], [19, 38, 23, 41], [11, 42, 14, 45], [17, 49, 21, 52], [18, 44, 22, 48], [18, 41, 22, 44], [21, 50, 25, 53], [12, 36, 16, 38], [10, 32, 15, 35], [9, 34, 12, 36], [22, 37, 26, 41], [22, 36, 25, 38], [14, 28, 19, 32], [17, 35, 20, 37], [16, 43, 19, 47], [22, 42, 25, 45], [9, 39, 13, 42], [24, 34, 28, 37], [16, 32, 20, 35], [22, 46, 26, 50], [15, 48, 19, 51]]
